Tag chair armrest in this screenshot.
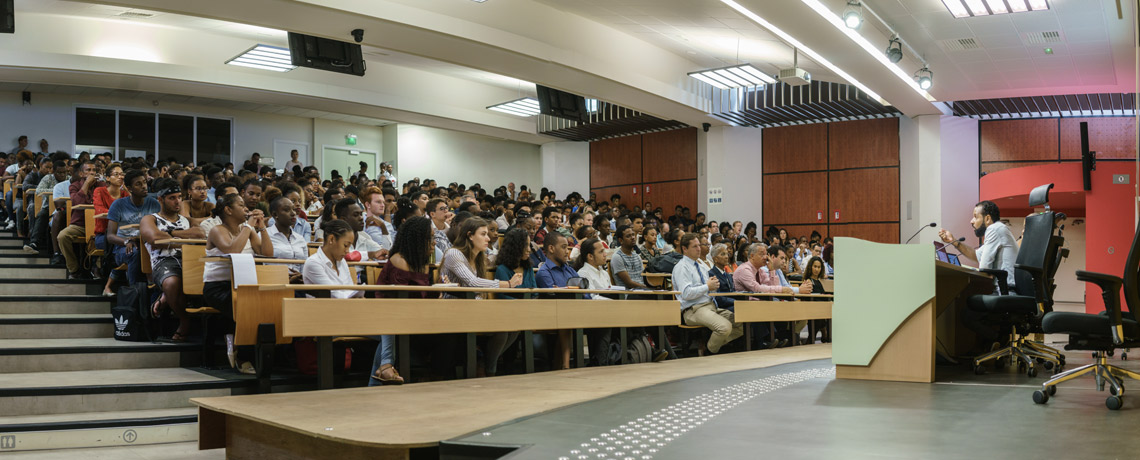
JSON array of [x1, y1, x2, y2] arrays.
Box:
[[979, 269, 1009, 295], [1076, 270, 1126, 345]]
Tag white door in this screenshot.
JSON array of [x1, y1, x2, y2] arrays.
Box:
[[274, 140, 310, 173]]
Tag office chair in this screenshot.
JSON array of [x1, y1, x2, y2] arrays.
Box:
[[1032, 220, 1140, 410], [968, 184, 1064, 376]]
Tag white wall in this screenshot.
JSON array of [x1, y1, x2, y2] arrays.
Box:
[[899, 115, 945, 245], [313, 118, 383, 176], [395, 124, 541, 190], [0, 90, 314, 167], [541, 141, 589, 198], [701, 125, 763, 225], [939, 116, 980, 249]]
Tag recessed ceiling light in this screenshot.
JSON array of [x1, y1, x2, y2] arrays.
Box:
[[487, 97, 540, 117], [942, 0, 1047, 17], [470, 0, 488, 2], [225, 44, 295, 72], [688, 64, 776, 90]]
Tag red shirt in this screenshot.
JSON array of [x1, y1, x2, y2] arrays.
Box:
[[92, 186, 122, 234], [69, 180, 102, 227]]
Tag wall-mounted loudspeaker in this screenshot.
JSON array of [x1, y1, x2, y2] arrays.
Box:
[[1, 0, 13, 34]]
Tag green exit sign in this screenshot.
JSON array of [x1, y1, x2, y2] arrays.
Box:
[[346, 135, 357, 146]]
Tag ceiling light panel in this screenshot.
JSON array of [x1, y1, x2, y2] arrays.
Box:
[[942, 0, 1047, 17], [689, 64, 776, 90], [487, 97, 540, 117], [225, 44, 295, 72]]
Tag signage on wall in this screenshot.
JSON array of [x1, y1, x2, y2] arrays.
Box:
[[645, 185, 651, 194], [346, 134, 357, 146], [833, 210, 840, 221], [632, 186, 637, 195], [817, 211, 823, 222], [708, 187, 724, 205]]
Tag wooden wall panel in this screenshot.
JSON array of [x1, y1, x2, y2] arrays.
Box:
[[642, 128, 698, 183], [1059, 117, 1137, 160], [831, 223, 900, 244], [590, 185, 641, 210], [763, 172, 827, 225], [980, 161, 1056, 175], [642, 180, 696, 217], [762, 124, 828, 174], [980, 119, 1058, 162], [828, 118, 900, 170], [828, 168, 900, 223], [590, 135, 642, 188]]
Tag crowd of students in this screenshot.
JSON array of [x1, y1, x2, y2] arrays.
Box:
[[1, 139, 836, 382]]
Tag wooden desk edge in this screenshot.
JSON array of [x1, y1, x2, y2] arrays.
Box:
[[193, 403, 440, 450]]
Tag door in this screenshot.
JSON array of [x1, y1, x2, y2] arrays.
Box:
[[274, 140, 310, 173]]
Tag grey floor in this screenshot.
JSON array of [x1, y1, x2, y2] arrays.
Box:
[[457, 352, 1140, 460]]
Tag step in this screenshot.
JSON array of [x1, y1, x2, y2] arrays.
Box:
[[0, 408, 198, 451], [0, 314, 113, 339], [0, 240, 25, 248], [0, 256, 50, 265], [0, 280, 94, 296], [0, 368, 232, 416], [0, 296, 113, 315], [0, 266, 67, 279], [0, 338, 196, 372], [0, 248, 37, 255]]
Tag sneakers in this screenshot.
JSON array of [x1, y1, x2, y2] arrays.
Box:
[[50, 253, 65, 266], [2, 220, 13, 230], [22, 242, 38, 254]]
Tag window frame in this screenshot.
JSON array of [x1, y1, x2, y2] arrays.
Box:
[[72, 103, 235, 166]]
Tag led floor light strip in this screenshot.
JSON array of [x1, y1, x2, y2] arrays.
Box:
[[719, 0, 884, 104], [559, 367, 835, 460]]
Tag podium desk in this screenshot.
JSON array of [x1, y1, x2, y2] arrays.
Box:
[[832, 238, 993, 383]]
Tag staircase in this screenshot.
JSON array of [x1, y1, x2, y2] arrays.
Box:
[[0, 232, 245, 452]]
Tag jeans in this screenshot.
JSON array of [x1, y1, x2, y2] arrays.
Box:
[[366, 334, 395, 387], [27, 202, 48, 246], [113, 244, 144, 285]]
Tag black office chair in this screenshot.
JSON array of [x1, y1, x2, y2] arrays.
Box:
[[1032, 220, 1140, 410], [968, 184, 1064, 376]]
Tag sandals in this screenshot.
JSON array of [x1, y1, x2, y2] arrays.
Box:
[[371, 364, 405, 385], [237, 361, 256, 375], [149, 294, 167, 319]]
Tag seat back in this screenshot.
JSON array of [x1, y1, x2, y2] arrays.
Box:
[[1017, 206, 1058, 316]]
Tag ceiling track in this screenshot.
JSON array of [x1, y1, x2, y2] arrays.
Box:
[[706, 80, 901, 128], [951, 93, 1137, 119]]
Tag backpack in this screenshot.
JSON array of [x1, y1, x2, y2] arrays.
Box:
[[625, 332, 654, 364], [111, 282, 157, 342]]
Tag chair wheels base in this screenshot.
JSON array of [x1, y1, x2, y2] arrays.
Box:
[[1033, 390, 1049, 404], [973, 364, 986, 375], [1047, 385, 1057, 396], [1106, 395, 1123, 410], [1027, 366, 1039, 378]]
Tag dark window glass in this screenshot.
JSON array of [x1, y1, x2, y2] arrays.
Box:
[[158, 114, 194, 165], [196, 118, 231, 167], [118, 111, 156, 163], [75, 108, 116, 153]]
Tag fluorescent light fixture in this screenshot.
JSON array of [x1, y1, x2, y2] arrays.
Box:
[[487, 97, 541, 117], [719, 0, 885, 102], [942, 0, 1046, 17], [795, 0, 932, 101], [941, 0, 971, 17], [688, 64, 776, 90], [984, 0, 1009, 14], [225, 44, 295, 72]]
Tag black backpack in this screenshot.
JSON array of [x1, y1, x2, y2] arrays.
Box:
[[111, 282, 157, 342]]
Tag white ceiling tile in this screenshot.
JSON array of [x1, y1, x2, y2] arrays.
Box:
[[985, 46, 1031, 60], [1078, 73, 1117, 85], [1064, 27, 1110, 43], [997, 58, 1038, 71], [1070, 53, 1114, 69], [1009, 11, 1061, 32], [1032, 56, 1076, 69], [947, 49, 994, 62], [965, 15, 1017, 36], [975, 34, 1023, 48], [1067, 41, 1112, 54]]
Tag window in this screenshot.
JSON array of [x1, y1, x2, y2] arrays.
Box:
[[158, 114, 194, 165], [74, 107, 232, 165], [196, 118, 232, 167]]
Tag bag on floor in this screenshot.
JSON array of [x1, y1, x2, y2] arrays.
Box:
[[625, 332, 654, 364], [293, 338, 354, 375], [111, 282, 156, 342]]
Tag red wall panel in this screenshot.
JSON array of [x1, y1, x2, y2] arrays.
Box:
[[590, 135, 642, 188], [828, 118, 900, 170], [828, 168, 900, 223], [641, 181, 697, 218], [980, 118, 1059, 162], [831, 223, 900, 244], [763, 172, 827, 225], [1059, 117, 1137, 160], [591, 185, 642, 210], [642, 128, 698, 183], [763, 124, 828, 174], [1083, 162, 1136, 313], [981, 161, 1056, 175], [778, 224, 830, 242]]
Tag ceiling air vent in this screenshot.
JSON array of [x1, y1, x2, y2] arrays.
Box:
[[1023, 31, 1062, 44], [939, 38, 980, 52], [115, 11, 156, 19]]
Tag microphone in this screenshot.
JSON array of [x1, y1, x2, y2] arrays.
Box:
[[936, 237, 967, 254], [904, 222, 937, 244]]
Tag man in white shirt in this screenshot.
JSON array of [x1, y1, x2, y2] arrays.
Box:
[[380, 162, 396, 185], [333, 199, 387, 261], [939, 200, 1019, 292], [672, 232, 742, 354], [361, 187, 394, 250], [576, 237, 612, 300]]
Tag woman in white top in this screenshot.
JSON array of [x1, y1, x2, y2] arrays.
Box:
[[302, 219, 362, 300], [204, 193, 273, 374], [573, 238, 612, 300]]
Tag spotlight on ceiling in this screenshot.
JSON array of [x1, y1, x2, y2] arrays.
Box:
[[914, 67, 934, 90], [885, 37, 903, 63], [843, 1, 863, 29]]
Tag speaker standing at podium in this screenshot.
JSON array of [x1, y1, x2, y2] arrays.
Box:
[[938, 200, 1019, 349]]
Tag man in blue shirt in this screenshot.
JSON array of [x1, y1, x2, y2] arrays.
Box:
[[106, 169, 160, 285], [536, 232, 582, 293], [672, 232, 742, 354]]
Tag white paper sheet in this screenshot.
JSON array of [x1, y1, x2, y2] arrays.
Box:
[[230, 253, 258, 289]]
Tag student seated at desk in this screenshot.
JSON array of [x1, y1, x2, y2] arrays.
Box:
[[179, 174, 214, 225], [610, 225, 646, 289], [537, 232, 585, 369], [494, 228, 537, 297], [106, 169, 160, 286], [141, 180, 206, 342], [673, 232, 742, 354], [198, 182, 238, 237], [802, 255, 830, 343], [204, 193, 273, 374], [58, 160, 101, 279], [708, 243, 735, 312], [266, 196, 307, 282]]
